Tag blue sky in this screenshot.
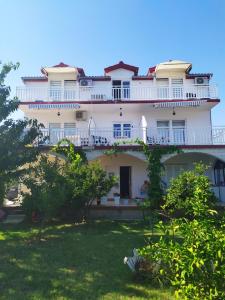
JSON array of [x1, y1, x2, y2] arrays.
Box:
[[1, 0, 225, 125]]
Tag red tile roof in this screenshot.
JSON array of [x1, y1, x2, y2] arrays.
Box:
[[104, 61, 139, 75]]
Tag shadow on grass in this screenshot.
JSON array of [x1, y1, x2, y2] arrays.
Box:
[[0, 220, 173, 300]]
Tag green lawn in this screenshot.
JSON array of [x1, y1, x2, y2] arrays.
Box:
[[0, 220, 173, 300]]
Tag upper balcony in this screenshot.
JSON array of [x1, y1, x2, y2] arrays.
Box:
[[16, 84, 218, 102]]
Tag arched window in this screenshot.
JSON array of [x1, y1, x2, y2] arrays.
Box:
[[214, 160, 225, 186]]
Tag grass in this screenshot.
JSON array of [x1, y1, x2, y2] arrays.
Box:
[[0, 220, 173, 300]]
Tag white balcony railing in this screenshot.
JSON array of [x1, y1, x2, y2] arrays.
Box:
[[36, 126, 225, 147], [16, 84, 218, 102]]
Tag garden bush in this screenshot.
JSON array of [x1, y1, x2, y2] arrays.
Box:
[[138, 164, 225, 300], [163, 163, 217, 218], [22, 155, 68, 221], [22, 141, 117, 222]]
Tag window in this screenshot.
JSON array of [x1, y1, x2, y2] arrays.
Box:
[[156, 79, 169, 99], [64, 123, 76, 137], [172, 120, 185, 144], [113, 123, 131, 139], [156, 120, 186, 145], [171, 78, 183, 99], [123, 123, 131, 138], [157, 121, 170, 143], [49, 81, 62, 101], [49, 123, 61, 144], [64, 80, 76, 100], [171, 78, 183, 85], [123, 81, 130, 99], [112, 80, 130, 100]]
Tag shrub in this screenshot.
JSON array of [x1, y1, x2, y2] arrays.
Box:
[[22, 142, 117, 222], [53, 140, 117, 219], [163, 163, 217, 218], [22, 155, 68, 221], [138, 164, 225, 299], [139, 216, 225, 299]]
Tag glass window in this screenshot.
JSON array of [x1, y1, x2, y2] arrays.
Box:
[[123, 81, 130, 99], [113, 124, 121, 138], [123, 123, 131, 138], [64, 123, 76, 138], [49, 123, 61, 144], [113, 123, 131, 139], [172, 120, 185, 128], [172, 120, 185, 144], [49, 81, 62, 101], [171, 78, 183, 85], [64, 81, 76, 100], [157, 121, 169, 128], [157, 121, 170, 144]]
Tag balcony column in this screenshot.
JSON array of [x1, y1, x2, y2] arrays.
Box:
[[169, 78, 172, 99], [141, 115, 147, 144]]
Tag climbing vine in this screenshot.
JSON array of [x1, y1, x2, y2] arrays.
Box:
[[137, 140, 181, 209]]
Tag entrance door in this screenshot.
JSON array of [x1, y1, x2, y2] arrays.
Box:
[[120, 166, 131, 198]]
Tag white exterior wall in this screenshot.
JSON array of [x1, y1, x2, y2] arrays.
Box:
[[93, 154, 147, 198], [107, 69, 134, 79], [24, 105, 212, 133]]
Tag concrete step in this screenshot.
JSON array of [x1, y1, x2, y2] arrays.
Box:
[[4, 206, 24, 215], [2, 214, 25, 224]]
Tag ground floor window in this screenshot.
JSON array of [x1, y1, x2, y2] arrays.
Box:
[[214, 160, 225, 186]]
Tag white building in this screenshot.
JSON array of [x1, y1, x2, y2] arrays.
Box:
[[17, 60, 225, 206]]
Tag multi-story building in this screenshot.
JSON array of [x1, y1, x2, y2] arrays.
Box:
[[17, 60, 225, 206]]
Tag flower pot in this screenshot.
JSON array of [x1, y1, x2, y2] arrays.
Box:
[[124, 199, 129, 205], [101, 196, 107, 205], [114, 196, 120, 205]]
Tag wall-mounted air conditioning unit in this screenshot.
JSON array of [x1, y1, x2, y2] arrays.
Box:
[[75, 111, 87, 121], [195, 77, 207, 85], [80, 79, 93, 87]]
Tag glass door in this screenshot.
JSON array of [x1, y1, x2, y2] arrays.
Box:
[[123, 81, 130, 99], [172, 120, 185, 144], [49, 81, 62, 101], [49, 123, 61, 144], [112, 80, 121, 100], [171, 78, 183, 99], [157, 121, 170, 144]]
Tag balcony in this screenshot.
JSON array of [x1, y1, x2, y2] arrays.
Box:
[[37, 126, 225, 147], [16, 84, 218, 102]]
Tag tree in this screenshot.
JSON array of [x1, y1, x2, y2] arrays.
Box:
[[22, 154, 68, 222], [22, 140, 117, 222], [0, 62, 43, 205], [54, 140, 117, 220]]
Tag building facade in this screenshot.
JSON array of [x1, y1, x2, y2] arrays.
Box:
[[17, 60, 225, 205]]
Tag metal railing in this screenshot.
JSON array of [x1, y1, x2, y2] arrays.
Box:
[[16, 84, 218, 102], [36, 126, 225, 147]]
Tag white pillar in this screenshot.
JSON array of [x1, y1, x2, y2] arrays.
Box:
[[141, 115, 147, 144]]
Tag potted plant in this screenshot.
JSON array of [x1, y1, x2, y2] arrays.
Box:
[[101, 196, 108, 205], [113, 193, 120, 205]]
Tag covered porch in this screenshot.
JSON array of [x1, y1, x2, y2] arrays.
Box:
[[163, 151, 225, 203], [90, 149, 225, 207]]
